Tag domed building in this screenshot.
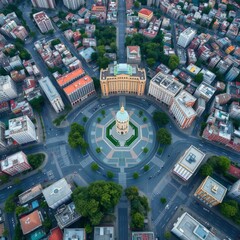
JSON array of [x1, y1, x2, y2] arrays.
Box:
[[116, 105, 129, 135]]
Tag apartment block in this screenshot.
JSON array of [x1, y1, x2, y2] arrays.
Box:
[[148, 72, 184, 106], [18, 184, 43, 205], [94, 227, 114, 240], [64, 229, 86, 240], [194, 176, 227, 207], [0, 75, 18, 103], [194, 97, 206, 117], [0, 121, 6, 150], [194, 82, 216, 102], [229, 102, 240, 119], [33, 11, 54, 33], [0, 151, 31, 176], [228, 180, 240, 201], [225, 66, 240, 82], [11, 26, 28, 40], [177, 28, 196, 48], [127, 46, 141, 64], [173, 146, 205, 181], [31, 0, 56, 9], [39, 77, 65, 113], [63, 75, 95, 106], [100, 63, 146, 96], [63, 0, 84, 10], [9, 115, 37, 144], [138, 8, 153, 22]]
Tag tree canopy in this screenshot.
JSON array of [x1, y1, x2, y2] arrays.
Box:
[[220, 200, 239, 218], [153, 111, 169, 126], [157, 128, 172, 145], [168, 55, 179, 70], [200, 163, 213, 177], [72, 181, 122, 229], [29, 96, 44, 113], [194, 73, 204, 84]]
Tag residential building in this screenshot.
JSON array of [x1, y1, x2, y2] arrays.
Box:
[[229, 102, 240, 119], [138, 8, 153, 22], [18, 184, 43, 205], [171, 212, 220, 240], [55, 202, 81, 229], [172, 146, 205, 181], [148, 72, 184, 106], [39, 77, 65, 113], [194, 176, 227, 207], [63, 228, 86, 240], [186, 64, 201, 75], [63, 75, 95, 106], [20, 210, 42, 235], [11, 26, 28, 40], [170, 90, 197, 129], [42, 178, 72, 209], [31, 0, 56, 8], [100, 63, 146, 96], [10, 100, 33, 119], [94, 227, 114, 240], [225, 66, 240, 81], [228, 180, 240, 201], [9, 115, 37, 144], [63, 0, 84, 10], [194, 82, 216, 102], [199, 69, 216, 85], [9, 55, 22, 69], [91, 5, 107, 22], [215, 93, 231, 105], [127, 46, 141, 64], [0, 102, 9, 113], [80, 47, 95, 63], [0, 151, 31, 176], [194, 98, 206, 117], [132, 232, 154, 240], [0, 75, 17, 103], [82, 38, 97, 47], [0, 121, 6, 150], [49, 227, 63, 240], [33, 11, 54, 33], [177, 28, 196, 48]]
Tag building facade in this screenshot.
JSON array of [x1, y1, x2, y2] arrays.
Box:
[[116, 105, 129, 135], [194, 176, 227, 207], [39, 77, 65, 113], [31, 0, 56, 9], [100, 63, 146, 96], [225, 66, 240, 81], [148, 72, 184, 106], [170, 90, 197, 129], [33, 11, 54, 33], [228, 180, 240, 201], [0, 151, 31, 176], [126, 46, 141, 64], [63, 0, 84, 10], [0, 75, 17, 103], [177, 28, 196, 48], [9, 115, 37, 144], [0, 121, 6, 150]]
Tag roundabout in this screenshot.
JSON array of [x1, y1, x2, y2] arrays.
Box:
[[86, 98, 158, 168]]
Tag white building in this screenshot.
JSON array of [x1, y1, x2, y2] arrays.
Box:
[[0, 121, 6, 150], [173, 145, 205, 181], [0, 75, 18, 103], [31, 0, 56, 9], [194, 82, 216, 102], [42, 178, 72, 209], [172, 212, 220, 240], [228, 180, 240, 201], [177, 28, 196, 48], [225, 66, 240, 82], [148, 72, 184, 106], [194, 98, 206, 117], [0, 151, 31, 176], [33, 11, 54, 33], [39, 77, 65, 113], [9, 115, 37, 144], [170, 90, 197, 129], [63, 0, 84, 10]]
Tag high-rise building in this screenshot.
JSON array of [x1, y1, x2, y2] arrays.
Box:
[[0, 75, 18, 103], [100, 63, 146, 96], [177, 28, 196, 48], [148, 72, 184, 106], [194, 176, 227, 207], [0, 151, 31, 176], [11, 26, 28, 40], [63, 75, 95, 106], [147, 0, 161, 7], [39, 77, 65, 113], [0, 121, 6, 150], [170, 90, 197, 129], [63, 0, 84, 10], [228, 180, 240, 201], [33, 11, 54, 33], [31, 0, 56, 9], [225, 66, 240, 81], [9, 115, 37, 144]]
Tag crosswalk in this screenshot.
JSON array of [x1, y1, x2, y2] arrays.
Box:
[[80, 156, 93, 168]]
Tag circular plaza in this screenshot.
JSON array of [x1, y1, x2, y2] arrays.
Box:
[[87, 101, 157, 168]]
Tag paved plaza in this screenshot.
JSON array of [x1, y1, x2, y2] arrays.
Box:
[[87, 101, 157, 168]]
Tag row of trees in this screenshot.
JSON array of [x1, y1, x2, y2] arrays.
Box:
[[220, 199, 240, 225], [68, 123, 88, 154], [72, 181, 122, 233], [125, 186, 150, 230]]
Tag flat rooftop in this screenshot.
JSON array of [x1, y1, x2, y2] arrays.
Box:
[[94, 227, 114, 240], [19, 184, 43, 205], [201, 176, 227, 202], [9, 115, 30, 135], [151, 72, 184, 95], [132, 232, 154, 240], [172, 212, 220, 240], [1, 151, 27, 171], [63, 228, 85, 240], [196, 82, 216, 99], [39, 77, 60, 102]]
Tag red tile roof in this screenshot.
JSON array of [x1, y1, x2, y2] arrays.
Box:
[[48, 227, 63, 240], [228, 165, 240, 179], [139, 8, 153, 16]]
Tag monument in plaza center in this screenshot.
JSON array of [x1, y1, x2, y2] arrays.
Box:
[[116, 105, 129, 135]]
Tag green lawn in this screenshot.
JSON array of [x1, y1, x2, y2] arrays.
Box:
[[106, 121, 120, 147], [124, 122, 138, 147]]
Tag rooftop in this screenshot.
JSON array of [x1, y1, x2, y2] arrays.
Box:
[[132, 232, 155, 240], [63, 228, 85, 240], [20, 210, 42, 235], [172, 212, 220, 240], [138, 8, 153, 17], [1, 151, 27, 171], [195, 82, 216, 100], [9, 115, 31, 135], [116, 106, 129, 122], [201, 176, 227, 202], [19, 184, 43, 205], [94, 227, 114, 240], [57, 68, 85, 87], [187, 64, 201, 75], [33, 11, 50, 23], [49, 227, 63, 240], [63, 75, 93, 95]]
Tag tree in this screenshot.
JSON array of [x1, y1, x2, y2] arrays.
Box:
[[139, 110, 143, 117], [168, 54, 179, 70], [200, 164, 213, 177], [144, 165, 150, 172], [160, 197, 167, 204], [27, 153, 45, 170], [51, 38, 61, 46], [153, 112, 169, 126], [2, 229, 8, 237], [164, 231, 171, 240], [143, 117, 147, 122], [92, 77, 100, 90], [107, 171, 114, 179], [0, 174, 9, 183], [194, 73, 204, 84], [125, 186, 139, 200], [97, 117, 101, 123], [72, 181, 122, 226], [96, 147, 101, 153], [143, 147, 149, 153], [4, 195, 15, 213], [43, 217, 52, 232], [101, 110, 106, 117], [220, 200, 238, 218], [29, 31, 36, 38], [91, 163, 99, 171], [217, 156, 230, 173], [158, 147, 163, 154], [13, 178, 21, 185], [15, 206, 27, 215], [97, 56, 109, 69], [29, 96, 44, 113], [131, 212, 145, 229], [19, 49, 31, 60], [133, 172, 139, 179], [83, 116, 88, 123], [157, 128, 172, 145], [146, 58, 155, 67], [134, 21, 140, 28], [134, 1, 140, 8]]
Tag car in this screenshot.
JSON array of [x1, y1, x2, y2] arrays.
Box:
[[165, 204, 170, 209]]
